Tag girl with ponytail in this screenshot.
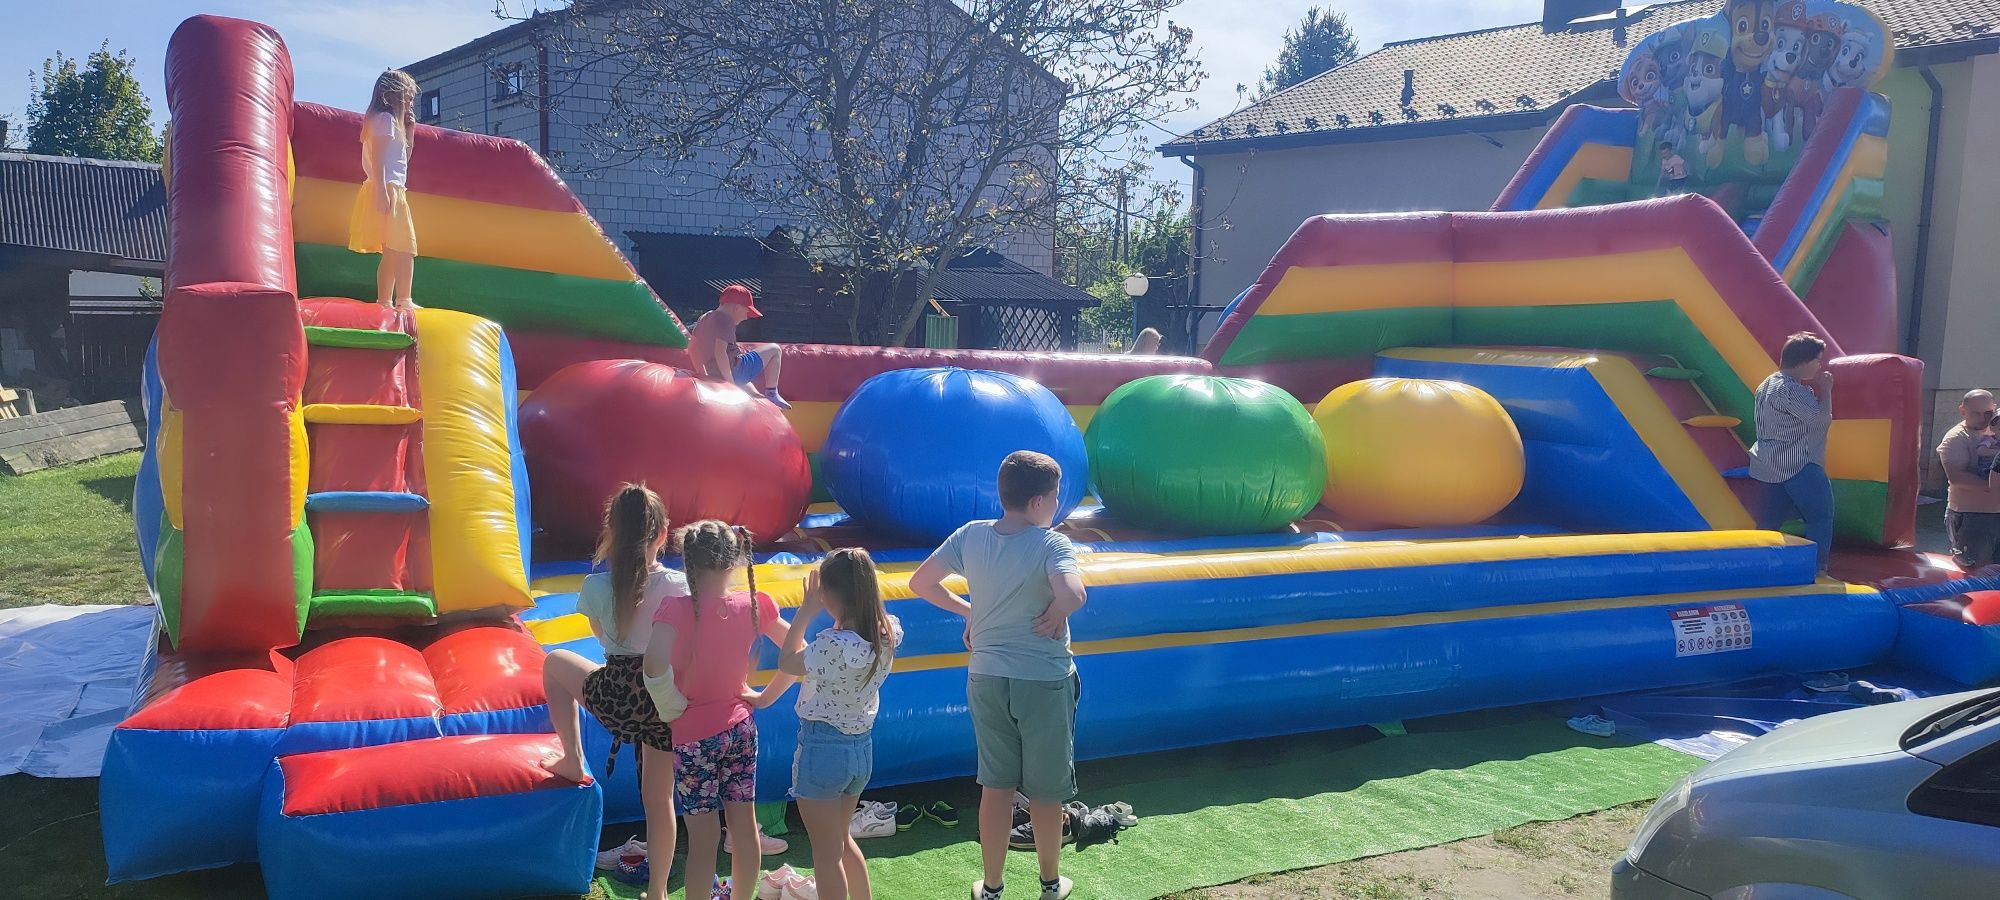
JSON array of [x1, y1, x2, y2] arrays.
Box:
[[542, 484, 687, 900], [648, 521, 795, 900], [767, 547, 901, 900]]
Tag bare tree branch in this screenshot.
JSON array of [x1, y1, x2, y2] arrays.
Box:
[[547, 0, 1203, 344]]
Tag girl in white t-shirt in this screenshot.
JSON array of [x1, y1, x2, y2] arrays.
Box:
[[761, 548, 901, 900], [540, 484, 688, 900], [349, 69, 419, 308]]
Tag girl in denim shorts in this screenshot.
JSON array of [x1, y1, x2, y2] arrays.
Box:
[[768, 548, 902, 900]]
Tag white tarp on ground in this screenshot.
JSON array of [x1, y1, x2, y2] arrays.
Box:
[[0, 604, 153, 777]]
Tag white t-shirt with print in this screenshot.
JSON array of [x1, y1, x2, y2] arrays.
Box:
[[795, 615, 903, 734]]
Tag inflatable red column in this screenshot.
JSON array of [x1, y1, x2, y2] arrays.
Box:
[[156, 15, 309, 652]]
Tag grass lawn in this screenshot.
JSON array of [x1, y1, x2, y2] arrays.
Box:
[[0, 452, 149, 610]]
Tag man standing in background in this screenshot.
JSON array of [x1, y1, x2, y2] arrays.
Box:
[[1937, 389, 2000, 568]]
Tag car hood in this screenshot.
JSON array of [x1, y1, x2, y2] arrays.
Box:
[[1691, 693, 1974, 782]]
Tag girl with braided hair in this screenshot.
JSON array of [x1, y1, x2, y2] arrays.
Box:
[[648, 521, 795, 900]]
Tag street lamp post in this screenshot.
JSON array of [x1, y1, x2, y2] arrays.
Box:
[[1122, 273, 1149, 349]]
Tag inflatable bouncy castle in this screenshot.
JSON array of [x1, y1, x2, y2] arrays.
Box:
[[102, 9, 1997, 895]]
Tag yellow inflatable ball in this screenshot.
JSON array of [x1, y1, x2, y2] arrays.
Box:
[[1311, 378, 1524, 528]]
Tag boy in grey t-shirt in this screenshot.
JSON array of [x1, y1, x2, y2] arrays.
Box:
[[912, 450, 1087, 900]]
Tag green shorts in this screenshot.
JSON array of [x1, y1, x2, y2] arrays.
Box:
[[967, 672, 1079, 803]]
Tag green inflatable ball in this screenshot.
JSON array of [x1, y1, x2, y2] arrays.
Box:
[[1086, 374, 1327, 535]]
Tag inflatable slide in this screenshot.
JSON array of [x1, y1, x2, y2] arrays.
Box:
[[100, 7, 1996, 896]]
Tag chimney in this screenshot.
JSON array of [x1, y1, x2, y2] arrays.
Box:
[[1544, 0, 1621, 32], [1401, 69, 1416, 108]]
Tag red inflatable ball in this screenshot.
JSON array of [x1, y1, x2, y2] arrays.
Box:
[[519, 360, 811, 547], [1967, 591, 2000, 627]]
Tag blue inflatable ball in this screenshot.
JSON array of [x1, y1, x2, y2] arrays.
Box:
[[823, 367, 1089, 542]]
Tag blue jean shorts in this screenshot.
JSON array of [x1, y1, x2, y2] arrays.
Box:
[[792, 719, 872, 800]]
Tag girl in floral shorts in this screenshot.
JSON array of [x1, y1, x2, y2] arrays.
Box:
[[648, 521, 794, 900]]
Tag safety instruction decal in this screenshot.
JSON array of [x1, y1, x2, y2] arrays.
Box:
[[1671, 604, 1752, 657]]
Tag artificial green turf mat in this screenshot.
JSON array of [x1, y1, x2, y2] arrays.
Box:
[[596, 713, 1701, 899], [0, 711, 1694, 898]]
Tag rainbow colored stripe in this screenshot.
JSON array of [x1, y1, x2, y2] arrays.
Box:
[[1203, 197, 1920, 546], [1493, 90, 1891, 302], [287, 103, 685, 347]]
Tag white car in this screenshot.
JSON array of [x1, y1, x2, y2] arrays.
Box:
[[1613, 688, 2000, 900]]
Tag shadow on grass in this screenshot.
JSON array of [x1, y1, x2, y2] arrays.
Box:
[[0, 775, 264, 900], [81, 475, 136, 513]]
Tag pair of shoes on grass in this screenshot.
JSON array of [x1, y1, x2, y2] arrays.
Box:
[[971, 876, 1074, 899], [853, 799, 955, 838], [1008, 800, 1139, 851], [759, 865, 817, 900]]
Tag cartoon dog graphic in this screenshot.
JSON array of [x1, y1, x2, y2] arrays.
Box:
[[1621, 52, 1672, 140], [1713, 0, 1775, 167], [1654, 24, 1692, 95], [1684, 25, 1729, 168], [1651, 24, 1692, 147], [1762, 0, 1808, 152], [1824, 20, 1876, 91], [1789, 12, 1843, 139]]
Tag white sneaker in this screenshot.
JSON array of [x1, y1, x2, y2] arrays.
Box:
[[851, 803, 897, 839], [759, 864, 809, 900], [725, 828, 789, 855], [594, 835, 647, 870], [781, 875, 820, 900]]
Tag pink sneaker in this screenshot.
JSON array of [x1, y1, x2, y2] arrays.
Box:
[[759, 865, 809, 900], [725, 828, 789, 855]]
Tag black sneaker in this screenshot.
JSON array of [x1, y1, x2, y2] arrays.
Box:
[[925, 800, 960, 827], [1007, 815, 1072, 850], [896, 803, 922, 831], [1070, 806, 1123, 849]]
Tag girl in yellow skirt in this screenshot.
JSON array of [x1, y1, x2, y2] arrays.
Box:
[[349, 70, 419, 309]]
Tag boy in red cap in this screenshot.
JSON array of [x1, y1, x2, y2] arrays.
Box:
[[689, 284, 789, 408]]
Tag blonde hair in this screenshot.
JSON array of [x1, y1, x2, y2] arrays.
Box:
[[594, 484, 667, 641], [366, 69, 419, 138], [678, 520, 759, 637]]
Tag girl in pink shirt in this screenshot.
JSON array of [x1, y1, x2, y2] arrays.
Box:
[[648, 521, 794, 900]]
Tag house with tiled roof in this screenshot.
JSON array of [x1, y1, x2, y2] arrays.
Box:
[[1162, 0, 2000, 473]]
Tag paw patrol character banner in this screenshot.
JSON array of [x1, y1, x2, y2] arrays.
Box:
[[1619, 0, 1891, 189]]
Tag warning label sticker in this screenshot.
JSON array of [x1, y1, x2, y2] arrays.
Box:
[[1671, 604, 1753, 657]]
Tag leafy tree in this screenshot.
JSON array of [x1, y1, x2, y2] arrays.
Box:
[[26, 43, 162, 162], [1067, 196, 1191, 349], [1261, 7, 1358, 96], [553, 0, 1204, 344]]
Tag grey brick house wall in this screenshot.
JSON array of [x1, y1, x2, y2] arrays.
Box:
[[404, 10, 1056, 275]]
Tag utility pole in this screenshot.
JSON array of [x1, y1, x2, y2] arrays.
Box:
[[1114, 173, 1129, 265]]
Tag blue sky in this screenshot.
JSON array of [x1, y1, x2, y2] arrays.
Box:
[[2, 1, 1542, 162]]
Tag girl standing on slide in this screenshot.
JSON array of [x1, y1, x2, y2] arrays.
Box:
[[541, 485, 689, 900], [349, 69, 420, 308]]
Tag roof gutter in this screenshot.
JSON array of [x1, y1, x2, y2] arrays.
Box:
[[1183, 154, 1205, 311], [1905, 65, 1944, 359]]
